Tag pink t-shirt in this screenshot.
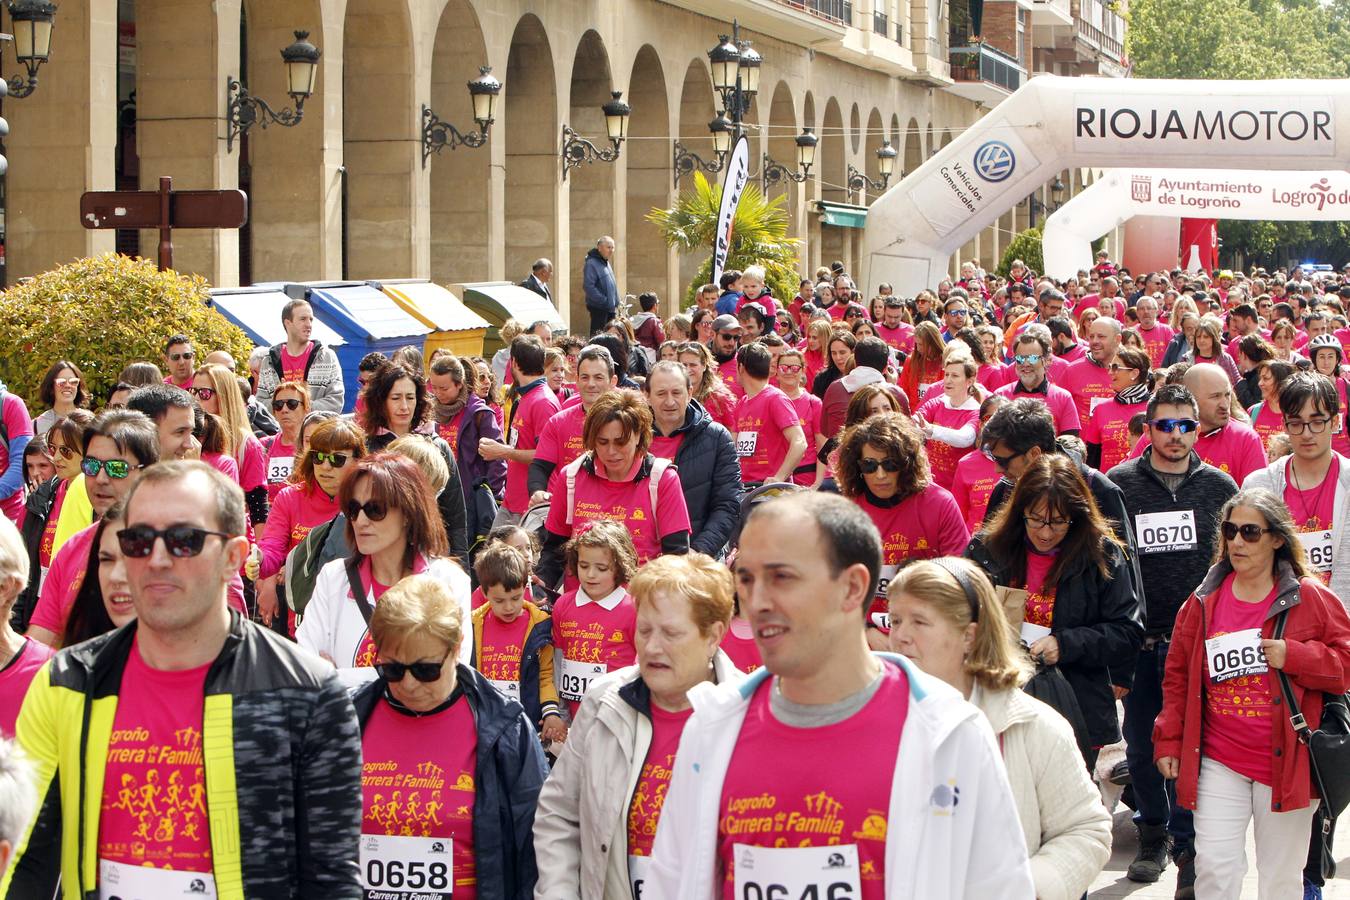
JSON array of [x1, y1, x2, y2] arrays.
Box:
[[736, 293, 778, 322], [785, 391, 823, 486], [1059, 358, 1113, 425], [719, 620, 762, 674], [1023, 549, 1057, 629], [649, 434, 685, 461], [717, 662, 908, 899], [360, 696, 478, 899], [0, 638, 54, 737], [1136, 323, 1176, 368], [1083, 399, 1149, 473], [28, 522, 99, 637], [994, 381, 1082, 435], [0, 392, 35, 520], [504, 382, 561, 514], [917, 396, 980, 489], [279, 343, 314, 383], [1202, 576, 1277, 786], [952, 449, 1001, 532], [734, 385, 801, 483], [436, 408, 468, 456], [1227, 329, 1272, 362], [477, 607, 532, 689], [38, 479, 69, 570], [236, 434, 267, 494], [203, 451, 241, 484], [1284, 456, 1338, 586], [98, 638, 213, 876], [627, 703, 694, 860], [875, 322, 915, 355], [859, 487, 970, 631], [550, 587, 637, 715], [1333, 379, 1350, 459], [258, 484, 339, 579], [1250, 402, 1284, 456], [1197, 421, 1268, 484], [534, 403, 588, 472], [263, 434, 297, 504], [716, 357, 744, 399], [544, 458, 690, 565]]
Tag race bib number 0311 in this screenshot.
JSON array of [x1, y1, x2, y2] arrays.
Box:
[[733, 843, 861, 900], [359, 834, 452, 899], [1135, 510, 1197, 554], [1205, 628, 1267, 683], [558, 657, 606, 702]]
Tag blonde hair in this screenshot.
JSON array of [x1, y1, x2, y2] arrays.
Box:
[[629, 552, 734, 638], [889, 558, 1029, 690], [387, 436, 450, 495], [369, 573, 464, 654], [195, 363, 251, 459], [0, 514, 29, 595], [499, 319, 524, 345]]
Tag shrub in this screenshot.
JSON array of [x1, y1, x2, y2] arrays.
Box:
[[998, 227, 1043, 279], [0, 253, 254, 411]]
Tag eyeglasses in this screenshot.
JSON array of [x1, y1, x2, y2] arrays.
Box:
[[1013, 354, 1043, 366], [189, 387, 216, 401], [988, 448, 1023, 470], [1147, 418, 1199, 434], [46, 443, 76, 460], [273, 398, 303, 412], [81, 458, 143, 479], [947, 309, 969, 318], [1284, 417, 1331, 435], [1024, 514, 1072, 531], [346, 499, 388, 522], [777, 364, 803, 374], [858, 457, 902, 474], [117, 524, 234, 559], [374, 651, 453, 684], [169, 351, 195, 362], [54, 377, 80, 387], [1221, 521, 1272, 543], [313, 451, 350, 468]]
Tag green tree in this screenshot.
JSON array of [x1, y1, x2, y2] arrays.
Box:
[[647, 171, 802, 307]]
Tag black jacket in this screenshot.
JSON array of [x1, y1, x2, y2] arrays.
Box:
[[470, 615, 560, 726], [1106, 449, 1238, 635], [13, 476, 60, 632], [352, 666, 549, 900], [1236, 367, 1261, 411], [966, 536, 1143, 747], [657, 398, 743, 556], [367, 430, 470, 567]]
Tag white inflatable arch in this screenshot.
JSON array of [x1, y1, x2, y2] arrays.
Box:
[[861, 75, 1350, 295], [1041, 168, 1350, 279]]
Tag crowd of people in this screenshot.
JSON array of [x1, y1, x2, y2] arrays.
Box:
[[1, 250, 1350, 899]]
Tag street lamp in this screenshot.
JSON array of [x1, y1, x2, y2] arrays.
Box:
[[226, 30, 321, 153], [1026, 175, 1067, 226], [762, 127, 818, 190], [421, 66, 502, 166], [847, 140, 900, 194], [673, 112, 734, 186], [5, 0, 56, 99], [560, 90, 631, 180]]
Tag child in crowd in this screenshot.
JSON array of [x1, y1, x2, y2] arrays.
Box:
[[471, 543, 567, 743], [23, 442, 55, 492], [549, 520, 638, 717], [471, 524, 552, 607]]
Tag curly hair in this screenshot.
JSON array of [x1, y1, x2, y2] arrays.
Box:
[[834, 412, 930, 500], [563, 519, 638, 586], [845, 383, 902, 428], [360, 363, 430, 435]]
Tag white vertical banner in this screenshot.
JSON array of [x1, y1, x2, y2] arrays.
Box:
[[712, 135, 750, 285]]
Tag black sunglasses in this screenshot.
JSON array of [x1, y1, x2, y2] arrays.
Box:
[[375, 651, 452, 683], [273, 398, 303, 412], [346, 499, 388, 522], [988, 448, 1023, 470], [117, 524, 234, 559], [858, 458, 902, 474], [1221, 522, 1273, 543]]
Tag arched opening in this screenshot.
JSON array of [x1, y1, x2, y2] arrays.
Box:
[[343, 0, 416, 279], [820, 97, 846, 272], [675, 58, 716, 293], [765, 80, 798, 241], [429, 0, 491, 287], [863, 108, 885, 204], [504, 15, 558, 307], [904, 117, 923, 175], [624, 45, 671, 308], [567, 30, 616, 330], [850, 103, 862, 154]]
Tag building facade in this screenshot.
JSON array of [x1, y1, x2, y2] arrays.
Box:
[[5, 0, 1125, 326]]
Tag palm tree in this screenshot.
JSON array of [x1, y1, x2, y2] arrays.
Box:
[[647, 171, 802, 306]]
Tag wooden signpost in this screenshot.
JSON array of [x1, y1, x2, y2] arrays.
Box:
[[80, 176, 249, 271]]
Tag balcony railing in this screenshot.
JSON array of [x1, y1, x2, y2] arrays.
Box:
[[775, 0, 854, 24], [1076, 15, 1123, 59], [949, 42, 1025, 93], [873, 10, 888, 35]]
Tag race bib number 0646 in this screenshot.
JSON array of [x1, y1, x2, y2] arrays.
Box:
[[733, 843, 861, 900]]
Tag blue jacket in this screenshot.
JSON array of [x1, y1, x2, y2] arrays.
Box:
[[658, 398, 743, 556], [352, 665, 548, 900], [582, 248, 618, 313], [715, 291, 741, 315], [454, 392, 507, 505]]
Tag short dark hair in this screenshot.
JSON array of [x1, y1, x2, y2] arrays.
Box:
[[736, 342, 771, 379], [1230, 302, 1257, 322], [127, 383, 194, 425], [587, 334, 628, 376], [127, 460, 245, 536], [1046, 316, 1075, 341], [1279, 371, 1339, 420], [639, 291, 659, 312], [745, 491, 882, 603], [719, 270, 742, 291], [1014, 331, 1050, 357], [510, 335, 547, 376], [1147, 383, 1198, 420], [853, 336, 890, 372], [981, 398, 1056, 455], [527, 320, 551, 336], [84, 409, 161, 466], [281, 298, 310, 323], [358, 352, 389, 373], [475, 543, 529, 592], [576, 344, 616, 379], [162, 334, 191, 353]]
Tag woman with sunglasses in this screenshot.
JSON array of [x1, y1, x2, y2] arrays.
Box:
[[966, 454, 1142, 768], [1155, 488, 1350, 899], [261, 380, 310, 504], [299, 453, 472, 682], [1084, 346, 1152, 473], [33, 360, 88, 441], [677, 341, 737, 433], [351, 573, 547, 899], [192, 363, 269, 530], [834, 412, 971, 650]]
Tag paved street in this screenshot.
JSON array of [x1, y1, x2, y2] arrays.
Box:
[[1090, 807, 1350, 898]]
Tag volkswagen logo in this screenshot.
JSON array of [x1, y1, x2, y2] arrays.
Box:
[[973, 141, 1015, 183]]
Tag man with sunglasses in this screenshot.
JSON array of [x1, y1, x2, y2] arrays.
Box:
[[1106, 384, 1238, 893], [2, 461, 364, 899], [940, 295, 970, 342], [994, 333, 1080, 436], [162, 334, 196, 390], [255, 298, 346, 415]]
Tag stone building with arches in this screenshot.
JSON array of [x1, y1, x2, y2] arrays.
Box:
[[8, 0, 1123, 325]]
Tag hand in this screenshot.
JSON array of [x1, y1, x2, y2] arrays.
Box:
[[1260, 638, 1287, 669], [1157, 756, 1180, 779], [1029, 635, 1060, 666], [256, 576, 279, 626], [541, 714, 569, 743], [1113, 685, 1130, 700], [529, 490, 552, 506], [478, 438, 507, 460], [244, 545, 261, 582]]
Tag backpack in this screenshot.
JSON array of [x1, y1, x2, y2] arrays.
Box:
[[561, 453, 671, 528], [282, 514, 341, 618]]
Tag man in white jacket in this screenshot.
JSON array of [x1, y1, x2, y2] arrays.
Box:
[[645, 492, 1034, 900]]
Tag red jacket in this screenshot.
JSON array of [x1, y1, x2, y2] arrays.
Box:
[[1153, 561, 1350, 813]]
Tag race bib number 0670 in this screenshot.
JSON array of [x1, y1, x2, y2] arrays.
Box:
[[1135, 510, 1197, 554]]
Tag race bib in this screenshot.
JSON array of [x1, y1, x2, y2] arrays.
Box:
[[507, 427, 519, 449], [1089, 396, 1112, 415], [489, 678, 520, 701], [870, 610, 891, 631], [876, 564, 900, 600], [733, 843, 861, 900], [735, 431, 759, 458], [267, 456, 294, 483], [99, 859, 217, 900], [359, 833, 454, 899], [629, 855, 653, 900], [558, 657, 606, 702], [1296, 529, 1334, 573], [1135, 510, 1197, 554], [1020, 621, 1052, 648], [1205, 628, 1267, 683]]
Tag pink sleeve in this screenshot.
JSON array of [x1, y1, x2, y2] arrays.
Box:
[[655, 466, 692, 538], [951, 463, 973, 522], [771, 394, 800, 434], [935, 490, 971, 555], [544, 465, 570, 537], [28, 534, 84, 634], [1238, 432, 1269, 483], [534, 417, 562, 466], [1057, 390, 1082, 432], [239, 436, 267, 492], [807, 396, 823, 438], [4, 394, 33, 439], [258, 489, 299, 578]]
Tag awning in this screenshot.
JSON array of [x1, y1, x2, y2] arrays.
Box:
[[209, 286, 346, 348], [453, 281, 567, 334], [817, 200, 869, 229], [373, 279, 491, 333]]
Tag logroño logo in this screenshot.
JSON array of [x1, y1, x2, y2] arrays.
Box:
[[1131, 175, 1152, 202]]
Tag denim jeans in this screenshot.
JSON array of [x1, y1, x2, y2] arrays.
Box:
[[1123, 639, 1195, 854]]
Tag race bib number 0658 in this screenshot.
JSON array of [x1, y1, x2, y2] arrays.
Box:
[[359, 834, 452, 899]]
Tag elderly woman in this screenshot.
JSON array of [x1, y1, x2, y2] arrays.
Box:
[[1155, 488, 1350, 899], [835, 412, 971, 649], [1084, 345, 1151, 473], [536, 390, 691, 589], [533, 552, 742, 898], [0, 514, 53, 737], [352, 573, 548, 899], [888, 557, 1112, 900], [967, 454, 1142, 767]]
